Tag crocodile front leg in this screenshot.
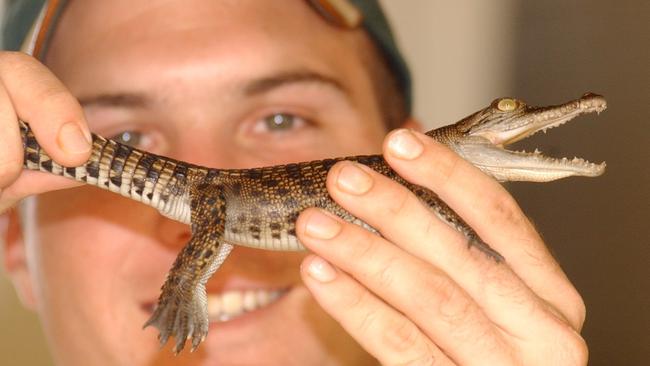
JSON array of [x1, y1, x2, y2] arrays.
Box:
[[143, 181, 233, 354]]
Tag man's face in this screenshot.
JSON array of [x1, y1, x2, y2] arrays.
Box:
[[10, 0, 394, 365]]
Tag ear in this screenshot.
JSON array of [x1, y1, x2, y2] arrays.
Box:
[[399, 117, 424, 132], [1, 209, 37, 310]]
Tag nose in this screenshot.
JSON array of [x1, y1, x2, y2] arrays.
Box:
[[166, 127, 241, 169]]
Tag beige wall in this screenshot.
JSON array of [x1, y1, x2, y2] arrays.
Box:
[[506, 1, 649, 364], [380, 0, 518, 127]]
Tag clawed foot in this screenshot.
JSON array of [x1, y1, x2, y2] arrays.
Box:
[[143, 285, 209, 354], [467, 233, 505, 262]]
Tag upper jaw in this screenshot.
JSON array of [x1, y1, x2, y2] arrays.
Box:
[[476, 93, 607, 146]]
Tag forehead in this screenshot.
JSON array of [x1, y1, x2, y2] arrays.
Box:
[[53, 0, 339, 38], [46, 0, 369, 71], [44, 0, 378, 105]]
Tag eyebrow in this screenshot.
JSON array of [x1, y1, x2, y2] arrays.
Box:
[[78, 92, 151, 108], [77, 69, 349, 109], [243, 70, 348, 97]]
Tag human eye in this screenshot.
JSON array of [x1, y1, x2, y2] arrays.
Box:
[[107, 130, 155, 150], [250, 112, 309, 134]]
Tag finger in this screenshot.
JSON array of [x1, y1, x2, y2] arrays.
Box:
[[0, 170, 83, 213], [322, 160, 574, 343], [0, 81, 23, 188], [297, 208, 514, 365], [0, 52, 91, 166], [383, 129, 585, 330], [300, 254, 454, 366]]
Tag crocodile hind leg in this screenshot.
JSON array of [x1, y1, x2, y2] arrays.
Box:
[[143, 235, 233, 353], [410, 184, 505, 262], [144, 181, 233, 353]]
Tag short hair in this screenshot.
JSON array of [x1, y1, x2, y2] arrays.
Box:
[[361, 36, 410, 130]]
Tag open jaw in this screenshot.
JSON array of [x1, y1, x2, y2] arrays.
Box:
[[462, 93, 607, 182]]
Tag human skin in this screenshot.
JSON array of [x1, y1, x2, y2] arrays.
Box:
[[0, 1, 588, 365]]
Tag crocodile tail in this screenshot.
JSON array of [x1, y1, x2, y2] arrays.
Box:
[[20, 120, 209, 223]]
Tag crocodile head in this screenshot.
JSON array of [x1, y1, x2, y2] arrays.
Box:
[[444, 92, 607, 182]]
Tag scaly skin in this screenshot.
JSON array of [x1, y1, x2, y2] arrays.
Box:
[[20, 93, 606, 353]]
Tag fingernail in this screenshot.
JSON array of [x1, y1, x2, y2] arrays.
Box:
[[336, 162, 373, 195], [57, 122, 92, 154], [387, 129, 423, 160], [306, 256, 337, 282], [305, 210, 341, 240]]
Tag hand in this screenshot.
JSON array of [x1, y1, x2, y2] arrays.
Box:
[[0, 52, 91, 213], [297, 129, 588, 365]]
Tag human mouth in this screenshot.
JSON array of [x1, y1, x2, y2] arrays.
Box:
[[207, 288, 287, 322], [142, 287, 290, 325]]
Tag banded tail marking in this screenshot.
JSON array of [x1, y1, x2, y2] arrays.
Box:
[[19, 121, 197, 223]]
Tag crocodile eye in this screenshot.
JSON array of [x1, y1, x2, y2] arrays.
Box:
[[497, 98, 518, 111]]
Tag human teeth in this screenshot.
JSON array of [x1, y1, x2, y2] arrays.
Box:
[[269, 291, 281, 301], [256, 290, 270, 307], [221, 291, 244, 318], [243, 290, 257, 311], [207, 289, 286, 322], [208, 295, 222, 317]]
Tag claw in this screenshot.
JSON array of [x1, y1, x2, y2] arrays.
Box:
[[467, 233, 504, 262], [143, 283, 210, 354]]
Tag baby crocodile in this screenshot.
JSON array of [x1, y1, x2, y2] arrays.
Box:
[[20, 93, 606, 353]]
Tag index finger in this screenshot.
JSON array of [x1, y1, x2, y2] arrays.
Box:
[[0, 52, 91, 166], [382, 129, 585, 330]]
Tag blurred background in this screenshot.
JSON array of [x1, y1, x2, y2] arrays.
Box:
[[1, 1, 648, 365]]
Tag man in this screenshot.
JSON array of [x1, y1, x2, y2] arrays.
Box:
[[0, 0, 588, 365]]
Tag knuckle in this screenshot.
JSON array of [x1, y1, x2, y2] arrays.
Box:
[[547, 329, 588, 366], [0, 156, 23, 187], [562, 287, 587, 331], [345, 284, 372, 312], [385, 186, 415, 217], [572, 295, 587, 331], [484, 191, 536, 238], [417, 274, 472, 328], [356, 304, 380, 334], [374, 256, 399, 289], [430, 147, 462, 189], [395, 353, 440, 366], [437, 290, 473, 330], [384, 318, 421, 353], [382, 318, 429, 358], [37, 84, 76, 107], [567, 334, 589, 365], [37, 89, 83, 125], [484, 269, 532, 312], [349, 229, 383, 269]]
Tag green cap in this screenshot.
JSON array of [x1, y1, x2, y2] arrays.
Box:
[[2, 0, 411, 111], [2, 0, 46, 51]]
